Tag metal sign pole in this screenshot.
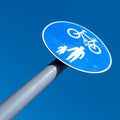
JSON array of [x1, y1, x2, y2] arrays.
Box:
[[0, 59, 67, 120]]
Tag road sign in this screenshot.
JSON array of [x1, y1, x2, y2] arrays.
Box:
[[42, 21, 112, 73]]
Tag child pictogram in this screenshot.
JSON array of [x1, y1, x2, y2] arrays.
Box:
[[56, 46, 68, 55]]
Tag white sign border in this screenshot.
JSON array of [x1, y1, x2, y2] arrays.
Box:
[[42, 21, 112, 74]]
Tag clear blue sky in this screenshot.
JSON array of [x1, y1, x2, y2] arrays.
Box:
[[0, 0, 120, 120]]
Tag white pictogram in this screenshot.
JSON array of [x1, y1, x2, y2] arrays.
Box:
[[56, 45, 85, 63], [56, 46, 68, 55], [66, 46, 85, 63], [67, 28, 102, 54], [56, 28, 102, 63]]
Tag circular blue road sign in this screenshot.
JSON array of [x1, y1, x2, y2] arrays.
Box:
[[42, 21, 112, 73]]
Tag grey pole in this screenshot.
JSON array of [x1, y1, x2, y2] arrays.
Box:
[[0, 59, 67, 120]]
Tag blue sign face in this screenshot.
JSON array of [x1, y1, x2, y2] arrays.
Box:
[[42, 21, 112, 73]]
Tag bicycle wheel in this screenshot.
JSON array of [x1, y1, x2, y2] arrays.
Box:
[[67, 28, 80, 39], [88, 44, 101, 54]]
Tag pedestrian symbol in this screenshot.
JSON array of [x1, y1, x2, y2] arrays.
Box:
[[42, 21, 112, 73], [56, 45, 85, 63], [56, 46, 68, 55]]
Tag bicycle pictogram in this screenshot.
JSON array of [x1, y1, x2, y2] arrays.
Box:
[[67, 28, 102, 54]]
